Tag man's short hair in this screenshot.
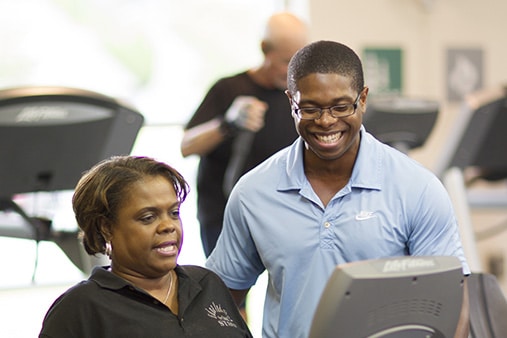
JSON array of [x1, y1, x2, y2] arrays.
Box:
[[287, 40, 364, 95]]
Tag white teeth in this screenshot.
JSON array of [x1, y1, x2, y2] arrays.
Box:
[[316, 132, 342, 143], [158, 245, 175, 252]]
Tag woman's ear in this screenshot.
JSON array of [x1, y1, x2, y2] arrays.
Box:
[[99, 217, 113, 242]]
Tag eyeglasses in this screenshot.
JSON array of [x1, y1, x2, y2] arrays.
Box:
[[292, 91, 363, 120]]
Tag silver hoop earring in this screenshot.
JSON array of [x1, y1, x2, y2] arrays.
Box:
[[105, 241, 112, 258]]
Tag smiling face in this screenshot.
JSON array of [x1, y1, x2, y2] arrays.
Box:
[[107, 175, 183, 279], [288, 73, 368, 164]]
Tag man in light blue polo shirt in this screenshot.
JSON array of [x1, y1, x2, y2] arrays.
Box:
[[206, 40, 470, 338]]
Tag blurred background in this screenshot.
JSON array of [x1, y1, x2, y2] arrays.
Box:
[[1, 0, 506, 337]]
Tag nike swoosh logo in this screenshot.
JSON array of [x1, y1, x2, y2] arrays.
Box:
[[355, 211, 375, 221]]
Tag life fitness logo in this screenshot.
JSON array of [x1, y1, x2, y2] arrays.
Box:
[[382, 258, 436, 273], [16, 106, 68, 122]]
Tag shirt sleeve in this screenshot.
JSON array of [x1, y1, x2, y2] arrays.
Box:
[[407, 174, 471, 275], [185, 76, 243, 129], [206, 182, 265, 289]]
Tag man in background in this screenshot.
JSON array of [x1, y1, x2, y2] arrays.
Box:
[[181, 12, 309, 258]]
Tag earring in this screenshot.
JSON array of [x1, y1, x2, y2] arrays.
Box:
[[105, 241, 112, 258]]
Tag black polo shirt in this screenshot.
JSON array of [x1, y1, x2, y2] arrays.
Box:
[[39, 265, 252, 337], [185, 71, 298, 250]]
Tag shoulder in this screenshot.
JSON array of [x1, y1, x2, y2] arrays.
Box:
[[39, 281, 96, 336], [234, 150, 286, 192], [41, 279, 98, 324], [177, 265, 224, 284], [56, 277, 104, 303], [246, 139, 298, 181], [356, 131, 445, 198], [177, 265, 233, 294], [365, 131, 434, 176], [212, 71, 249, 88], [226, 140, 299, 203], [364, 132, 449, 202], [48, 267, 123, 308]]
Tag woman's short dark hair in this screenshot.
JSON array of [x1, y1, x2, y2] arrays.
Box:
[[72, 155, 189, 256], [287, 40, 364, 95]]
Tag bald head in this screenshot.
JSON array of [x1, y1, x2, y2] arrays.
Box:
[[262, 12, 308, 54], [255, 12, 309, 89]]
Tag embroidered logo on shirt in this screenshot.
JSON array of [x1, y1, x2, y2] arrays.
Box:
[[355, 210, 376, 221], [205, 302, 238, 328]]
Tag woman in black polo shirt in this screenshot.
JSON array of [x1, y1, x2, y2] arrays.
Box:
[[39, 156, 252, 338]]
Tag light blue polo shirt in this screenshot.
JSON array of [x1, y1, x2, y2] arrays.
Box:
[[206, 127, 470, 338]]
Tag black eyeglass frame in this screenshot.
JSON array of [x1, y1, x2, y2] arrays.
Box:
[[292, 90, 364, 120]]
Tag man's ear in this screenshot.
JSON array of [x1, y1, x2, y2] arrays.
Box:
[[285, 89, 292, 101], [261, 40, 274, 55], [361, 87, 369, 103], [285, 90, 300, 106], [359, 87, 369, 113]]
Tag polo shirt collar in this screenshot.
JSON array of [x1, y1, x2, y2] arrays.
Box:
[[89, 265, 204, 316], [278, 137, 306, 191], [90, 266, 129, 290], [351, 126, 383, 190], [89, 265, 202, 296]]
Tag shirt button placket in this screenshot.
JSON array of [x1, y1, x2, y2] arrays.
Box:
[[320, 220, 334, 249]]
